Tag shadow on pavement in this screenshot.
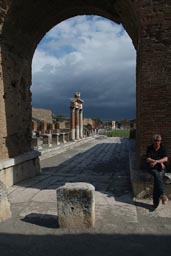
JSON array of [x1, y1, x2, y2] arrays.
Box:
[[21, 213, 59, 229], [134, 201, 153, 211], [0, 232, 171, 256]]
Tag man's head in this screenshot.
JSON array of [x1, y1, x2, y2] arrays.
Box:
[[152, 134, 162, 147]]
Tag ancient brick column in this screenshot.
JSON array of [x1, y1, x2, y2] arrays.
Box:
[[70, 107, 75, 141], [41, 121, 47, 134], [70, 93, 84, 141], [75, 108, 80, 140], [136, 2, 171, 161]]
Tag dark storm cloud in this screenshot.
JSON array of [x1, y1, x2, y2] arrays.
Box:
[[31, 15, 136, 120]]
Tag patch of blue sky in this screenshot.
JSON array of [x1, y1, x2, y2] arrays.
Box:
[[38, 37, 51, 50], [37, 37, 77, 58], [35, 14, 128, 61], [53, 45, 76, 58], [90, 16, 125, 36]]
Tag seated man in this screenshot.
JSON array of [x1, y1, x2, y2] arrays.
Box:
[[146, 134, 169, 209]]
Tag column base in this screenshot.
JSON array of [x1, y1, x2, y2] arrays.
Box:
[[0, 150, 41, 187]]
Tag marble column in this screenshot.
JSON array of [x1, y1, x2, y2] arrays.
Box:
[[75, 108, 80, 140], [79, 109, 83, 138]]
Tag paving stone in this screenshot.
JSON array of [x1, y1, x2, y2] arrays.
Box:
[[32, 189, 57, 203], [2, 137, 171, 239]]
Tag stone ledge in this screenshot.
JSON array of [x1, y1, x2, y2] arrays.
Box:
[[0, 151, 41, 187], [39, 136, 95, 160], [0, 150, 40, 170]]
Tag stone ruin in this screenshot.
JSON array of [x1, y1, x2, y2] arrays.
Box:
[[57, 183, 95, 229], [0, 180, 11, 222]]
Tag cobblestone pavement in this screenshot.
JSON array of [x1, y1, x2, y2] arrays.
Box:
[[1, 137, 171, 256]]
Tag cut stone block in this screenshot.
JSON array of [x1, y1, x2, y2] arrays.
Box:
[[57, 182, 95, 229], [0, 180, 11, 222]]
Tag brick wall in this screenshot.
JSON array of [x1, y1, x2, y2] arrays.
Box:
[[0, 0, 170, 162]]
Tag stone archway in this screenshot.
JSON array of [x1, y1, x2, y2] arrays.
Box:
[[0, 0, 171, 186]]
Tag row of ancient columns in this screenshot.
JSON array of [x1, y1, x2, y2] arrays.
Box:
[[70, 93, 83, 141]]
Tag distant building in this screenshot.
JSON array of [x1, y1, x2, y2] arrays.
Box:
[[55, 116, 70, 131], [32, 107, 54, 134], [83, 118, 95, 128], [32, 107, 53, 124], [101, 120, 116, 130], [116, 119, 136, 129]]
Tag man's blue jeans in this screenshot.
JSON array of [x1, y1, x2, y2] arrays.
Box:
[[150, 168, 165, 206]]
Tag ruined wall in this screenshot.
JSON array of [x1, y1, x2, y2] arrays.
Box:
[[83, 118, 95, 128], [0, 0, 170, 162], [32, 107, 53, 124]]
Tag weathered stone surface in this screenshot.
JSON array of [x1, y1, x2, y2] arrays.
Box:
[[57, 182, 95, 229], [0, 151, 41, 187], [32, 107, 53, 124], [0, 0, 170, 203], [0, 0, 170, 163], [0, 180, 11, 222]]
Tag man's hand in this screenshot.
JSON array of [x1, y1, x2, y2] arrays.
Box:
[[149, 160, 158, 168], [161, 162, 166, 170]]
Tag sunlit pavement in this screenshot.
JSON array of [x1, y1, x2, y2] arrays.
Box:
[[1, 136, 171, 256]]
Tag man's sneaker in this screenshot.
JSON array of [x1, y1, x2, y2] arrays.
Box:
[[160, 195, 168, 204]]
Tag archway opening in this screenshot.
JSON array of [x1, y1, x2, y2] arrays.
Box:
[[0, 1, 140, 187], [31, 15, 136, 129]]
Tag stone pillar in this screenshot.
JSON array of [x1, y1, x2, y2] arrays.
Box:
[[65, 132, 70, 142], [32, 121, 37, 131], [52, 123, 55, 132], [75, 108, 80, 140], [41, 121, 47, 134], [135, 2, 171, 162], [0, 48, 41, 187], [42, 134, 52, 147], [79, 109, 83, 139], [62, 133, 66, 143], [49, 123, 53, 134], [57, 182, 95, 229], [52, 133, 60, 145], [70, 107, 75, 141], [56, 133, 60, 145], [0, 181, 11, 222]]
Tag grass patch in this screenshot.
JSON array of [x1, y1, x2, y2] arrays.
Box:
[[102, 129, 130, 138]]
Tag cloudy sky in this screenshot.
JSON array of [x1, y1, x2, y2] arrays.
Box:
[[31, 15, 136, 120]]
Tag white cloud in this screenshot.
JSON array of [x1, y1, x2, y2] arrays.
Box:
[[32, 50, 60, 73], [31, 15, 136, 119]]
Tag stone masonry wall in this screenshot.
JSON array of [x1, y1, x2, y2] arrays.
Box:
[[32, 107, 53, 124], [0, 0, 170, 162], [135, 0, 171, 159]]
